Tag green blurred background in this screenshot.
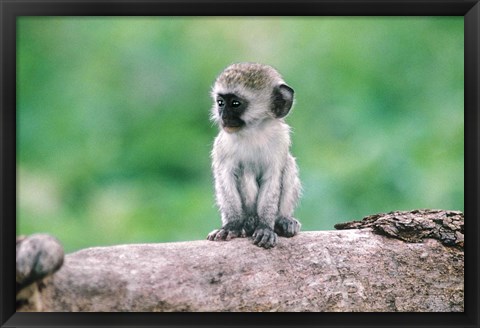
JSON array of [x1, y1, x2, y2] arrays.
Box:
[[17, 17, 464, 253]]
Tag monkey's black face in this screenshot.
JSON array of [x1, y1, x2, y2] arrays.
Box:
[[216, 93, 249, 133]]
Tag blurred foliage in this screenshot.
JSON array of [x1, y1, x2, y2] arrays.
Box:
[[17, 17, 464, 253]]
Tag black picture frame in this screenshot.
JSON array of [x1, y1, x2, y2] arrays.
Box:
[[1, 1, 478, 327]]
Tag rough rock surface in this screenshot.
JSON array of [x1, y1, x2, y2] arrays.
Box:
[[30, 210, 463, 312], [335, 209, 464, 248]]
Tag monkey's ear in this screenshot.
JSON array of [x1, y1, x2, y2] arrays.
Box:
[[272, 84, 294, 118]]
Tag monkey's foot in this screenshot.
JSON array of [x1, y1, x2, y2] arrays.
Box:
[[274, 216, 301, 237], [207, 227, 246, 241], [252, 226, 277, 249]]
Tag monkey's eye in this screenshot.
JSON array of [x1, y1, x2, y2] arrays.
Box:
[[231, 100, 241, 108], [217, 99, 225, 107]]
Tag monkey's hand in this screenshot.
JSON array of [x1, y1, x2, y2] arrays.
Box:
[[274, 216, 301, 237], [252, 225, 277, 249], [207, 221, 247, 241]]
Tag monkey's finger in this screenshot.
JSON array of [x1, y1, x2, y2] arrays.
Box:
[[263, 235, 277, 249], [208, 229, 228, 241], [258, 233, 271, 248], [207, 229, 220, 241], [225, 230, 239, 241], [252, 229, 264, 245], [287, 221, 297, 236], [214, 229, 229, 241], [240, 228, 247, 238], [271, 232, 278, 247]]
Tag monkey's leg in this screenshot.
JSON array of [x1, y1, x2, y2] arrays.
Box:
[[275, 155, 302, 237], [207, 167, 246, 241], [237, 169, 259, 236], [253, 170, 283, 248]]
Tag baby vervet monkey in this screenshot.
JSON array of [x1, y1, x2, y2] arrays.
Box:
[[207, 62, 301, 249]]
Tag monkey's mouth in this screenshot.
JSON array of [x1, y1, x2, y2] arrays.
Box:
[[221, 120, 245, 133], [223, 126, 243, 133]]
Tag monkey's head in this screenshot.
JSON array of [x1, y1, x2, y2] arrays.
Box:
[[211, 63, 294, 133]]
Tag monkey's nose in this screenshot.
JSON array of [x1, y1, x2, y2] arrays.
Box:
[[221, 111, 231, 120]]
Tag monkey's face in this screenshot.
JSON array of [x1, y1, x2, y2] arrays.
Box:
[[211, 63, 295, 134], [212, 85, 294, 134], [215, 93, 249, 133]]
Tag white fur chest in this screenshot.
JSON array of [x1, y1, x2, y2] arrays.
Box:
[[213, 120, 291, 173]]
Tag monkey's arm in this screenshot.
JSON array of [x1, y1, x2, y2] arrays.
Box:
[[207, 161, 246, 241], [275, 155, 302, 237], [253, 167, 283, 248]]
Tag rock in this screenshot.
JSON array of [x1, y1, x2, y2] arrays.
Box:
[[28, 210, 463, 312]]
